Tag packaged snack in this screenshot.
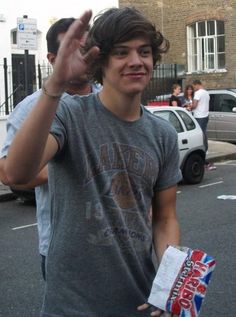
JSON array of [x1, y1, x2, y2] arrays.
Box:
[[148, 245, 216, 316]]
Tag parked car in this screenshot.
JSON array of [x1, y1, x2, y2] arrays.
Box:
[[146, 106, 205, 184], [151, 88, 236, 143], [208, 89, 236, 143]]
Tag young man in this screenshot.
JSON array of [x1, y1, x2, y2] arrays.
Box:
[[5, 7, 182, 317], [0, 17, 101, 280], [191, 79, 216, 170]]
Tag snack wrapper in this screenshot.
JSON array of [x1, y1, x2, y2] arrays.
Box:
[[148, 245, 216, 316]]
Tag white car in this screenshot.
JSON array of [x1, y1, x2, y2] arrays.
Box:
[[146, 106, 205, 184]]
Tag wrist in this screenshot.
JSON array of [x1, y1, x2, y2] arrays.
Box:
[[42, 78, 66, 99]]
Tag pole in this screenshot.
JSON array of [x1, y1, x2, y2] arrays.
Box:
[[23, 15, 29, 96], [3, 58, 9, 115]]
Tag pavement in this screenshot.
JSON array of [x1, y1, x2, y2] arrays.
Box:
[[207, 140, 236, 162], [1, 140, 236, 201]]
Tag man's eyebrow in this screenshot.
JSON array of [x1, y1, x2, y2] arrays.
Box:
[[113, 44, 152, 49]]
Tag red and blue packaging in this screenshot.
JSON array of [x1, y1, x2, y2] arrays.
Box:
[[148, 245, 216, 317]]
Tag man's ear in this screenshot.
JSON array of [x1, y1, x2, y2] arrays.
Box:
[[47, 53, 56, 65]]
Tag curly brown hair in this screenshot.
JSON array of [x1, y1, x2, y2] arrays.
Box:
[[84, 7, 169, 84]]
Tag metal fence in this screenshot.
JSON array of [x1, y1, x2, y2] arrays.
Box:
[[142, 64, 182, 104], [0, 59, 52, 116], [0, 61, 182, 116]]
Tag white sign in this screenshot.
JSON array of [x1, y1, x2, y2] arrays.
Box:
[[17, 17, 37, 50]]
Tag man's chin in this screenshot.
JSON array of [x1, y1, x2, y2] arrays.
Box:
[[68, 79, 90, 88], [125, 86, 146, 96]]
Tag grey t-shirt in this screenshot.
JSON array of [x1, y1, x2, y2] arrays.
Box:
[[42, 93, 182, 317]]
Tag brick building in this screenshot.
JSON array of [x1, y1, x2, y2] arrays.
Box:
[[119, 0, 236, 89]]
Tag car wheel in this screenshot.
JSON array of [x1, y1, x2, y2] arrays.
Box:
[[182, 153, 205, 184]]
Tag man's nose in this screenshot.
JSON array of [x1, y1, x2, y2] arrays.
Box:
[[127, 51, 142, 66]]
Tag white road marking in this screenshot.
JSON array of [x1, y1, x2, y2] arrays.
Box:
[[199, 181, 223, 188], [217, 195, 236, 200], [12, 223, 37, 230]]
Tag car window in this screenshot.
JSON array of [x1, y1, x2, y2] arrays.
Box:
[[220, 95, 236, 112], [152, 110, 184, 133], [209, 93, 236, 112], [209, 94, 219, 111], [176, 110, 196, 131]]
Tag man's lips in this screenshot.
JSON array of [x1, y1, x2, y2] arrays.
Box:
[[123, 72, 147, 78]]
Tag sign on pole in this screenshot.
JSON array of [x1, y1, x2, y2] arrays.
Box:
[[17, 17, 37, 50]]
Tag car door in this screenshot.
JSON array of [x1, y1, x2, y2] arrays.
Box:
[[208, 94, 218, 140], [209, 92, 236, 142], [151, 109, 192, 164]]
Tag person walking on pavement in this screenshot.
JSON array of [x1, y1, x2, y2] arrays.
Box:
[[192, 79, 216, 170], [5, 7, 182, 317], [0, 17, 101, 280]]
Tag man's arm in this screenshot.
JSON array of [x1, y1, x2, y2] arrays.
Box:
[[137, 185, 180, 316], [0, 157, 48, 188], [5, 99, 60, 185], [5, 10, 98, 185], [0, 158, 9, 185], [191, 99, 198, 110], [152, 185, 180, 262]]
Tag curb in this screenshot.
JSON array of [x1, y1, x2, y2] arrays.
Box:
[[207, 152, 236, 163]]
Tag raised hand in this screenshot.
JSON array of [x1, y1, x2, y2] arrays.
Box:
[[47, 10, 100, 93]]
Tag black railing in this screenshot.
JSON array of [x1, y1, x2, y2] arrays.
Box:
[[0, 58, 53, 116], [0, 59, 183, 115], [142, 64, 183, 104], [0, 84, 23, 116]]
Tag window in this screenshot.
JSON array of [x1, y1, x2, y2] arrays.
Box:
[[187, 20, 225, 72], [209, 93, 236, 112], [176, 110, 196, 131], [153, 110, 184, 133], [12, 30, 17, 45]]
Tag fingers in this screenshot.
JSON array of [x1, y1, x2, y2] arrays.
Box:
[[71, 10, 93, 39], [60, 10, 93, 50], [79, 9, 93, 26], [137, 303, 165, 316], [150, 311, 161, 316], [83, 46, 100, 64], [137, 303, 150, 311]]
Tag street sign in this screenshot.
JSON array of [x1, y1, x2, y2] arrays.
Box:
[[17, 17, 37, 50]]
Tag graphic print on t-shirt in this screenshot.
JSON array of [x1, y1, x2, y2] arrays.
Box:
[[84, 142, 157, 252]]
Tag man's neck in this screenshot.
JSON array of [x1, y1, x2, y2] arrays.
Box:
[[66, 84, 92, 96], [98, 86, 142, 122]]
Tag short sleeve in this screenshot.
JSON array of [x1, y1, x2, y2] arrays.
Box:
[[154, 129, 182, 191]]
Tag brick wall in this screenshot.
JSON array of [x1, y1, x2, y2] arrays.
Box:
[[119, 0, 236, 89]]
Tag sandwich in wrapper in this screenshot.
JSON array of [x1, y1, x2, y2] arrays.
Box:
[[148, 245, 216, 316]]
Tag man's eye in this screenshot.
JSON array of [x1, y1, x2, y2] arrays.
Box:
[[112, 49, 127, 56], [140, 49, 152, 56]]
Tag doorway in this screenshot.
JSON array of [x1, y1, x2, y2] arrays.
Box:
[[11, 53, 36, 106]]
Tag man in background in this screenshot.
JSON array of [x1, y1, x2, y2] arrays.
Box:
[[0, 17, 101, 280], [192, 79, 216, 170]]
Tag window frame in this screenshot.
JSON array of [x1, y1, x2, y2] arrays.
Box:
[[187, 20, 225, 73]]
